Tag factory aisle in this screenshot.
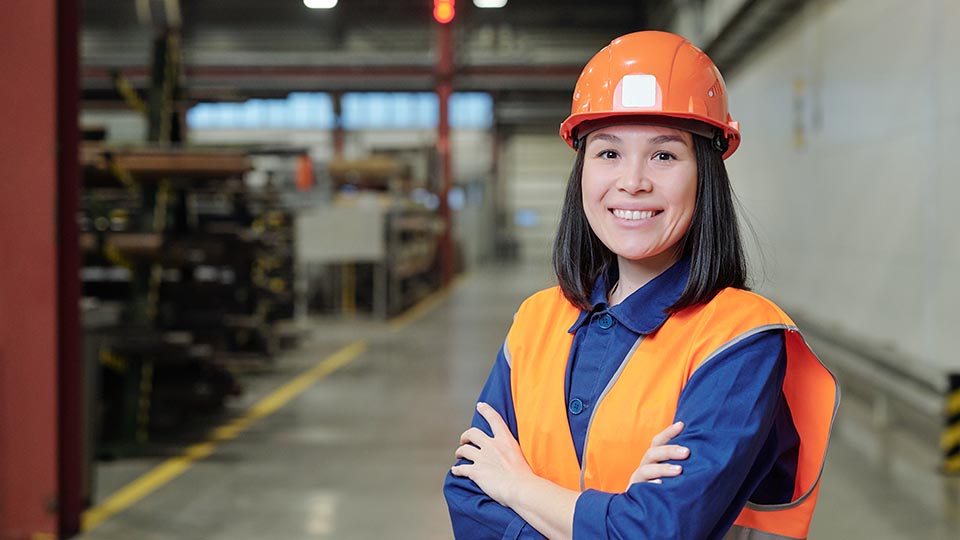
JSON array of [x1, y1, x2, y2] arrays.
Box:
[[78, 263, 958, 540]]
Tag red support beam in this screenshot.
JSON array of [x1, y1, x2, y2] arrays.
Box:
[[0, 0, 81, 537], [435, 20, 455, 285], [332, 92, 345, 158], [0, 0, 65, 537]]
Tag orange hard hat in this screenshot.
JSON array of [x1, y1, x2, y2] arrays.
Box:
[[560, 31, 741, 159]]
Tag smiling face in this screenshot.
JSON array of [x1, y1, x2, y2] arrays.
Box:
[[581, 123, 698, 276]]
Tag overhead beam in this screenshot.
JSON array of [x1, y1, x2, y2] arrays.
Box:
[[81, 62, 584, 101], [704, 0, 809, 76]]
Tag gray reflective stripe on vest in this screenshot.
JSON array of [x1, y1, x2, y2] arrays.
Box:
[[503, 311, 519, 368], [502, 335, 512, 368], [723, 525, 804, 540], [579, 334, 646, 491]]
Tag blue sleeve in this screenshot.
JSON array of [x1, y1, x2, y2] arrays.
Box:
[[443, 344, 544, 540], [573, 330, 788, 540]]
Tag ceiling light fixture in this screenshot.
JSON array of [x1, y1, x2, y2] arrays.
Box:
[[474, 0, 508, 7], [304, 0, 338, 9]]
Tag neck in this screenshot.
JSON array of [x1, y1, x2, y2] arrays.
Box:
[[608, 250, 680, 306]]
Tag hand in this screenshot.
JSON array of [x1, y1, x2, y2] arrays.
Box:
[[628, 421, 690, 487], [451, 402, 534, 507]]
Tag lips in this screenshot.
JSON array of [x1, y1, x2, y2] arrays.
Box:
[[611, 209, 662, 221]]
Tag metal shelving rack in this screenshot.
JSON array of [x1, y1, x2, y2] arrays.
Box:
[[80, 146, 297, 454]]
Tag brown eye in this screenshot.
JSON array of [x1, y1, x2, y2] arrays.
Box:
[[653, 151, 676, 161]]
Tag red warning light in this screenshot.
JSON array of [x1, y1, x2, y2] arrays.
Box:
[[434, 0, 455, 24]]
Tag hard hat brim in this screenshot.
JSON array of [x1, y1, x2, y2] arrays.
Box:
[[561, 112, 741, 159]]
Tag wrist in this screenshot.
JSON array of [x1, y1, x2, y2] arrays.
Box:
[[504, 469, 539, 509], [503, 472, 580, 540]]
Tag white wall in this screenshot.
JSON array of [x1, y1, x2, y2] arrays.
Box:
[[727, 0, 958, 373], [502, 133, 575, 263]]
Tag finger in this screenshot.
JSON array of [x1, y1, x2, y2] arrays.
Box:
[[631, 463, 683, 484], [650, 421, 685, 447], [644, 463, 683, 478], [459, 427, 491, 447], [642, 444, 690, 464], [476, 402, 510, 439], [450, 463, 471, 477], [455, 444, 481, 463]]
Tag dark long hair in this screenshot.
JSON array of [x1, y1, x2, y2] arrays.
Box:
[[552, 133, 747, 312]]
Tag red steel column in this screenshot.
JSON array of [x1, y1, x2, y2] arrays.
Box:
[[436, 20, 455, 284], [0, 0, 66, 538], [332, 92, 345, 158]]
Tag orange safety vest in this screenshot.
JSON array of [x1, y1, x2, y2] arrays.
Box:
[[507, 286, 838, 540]]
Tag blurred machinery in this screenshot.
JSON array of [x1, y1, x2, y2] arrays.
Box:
[[79, 143, 447, 456], [80, 145, 299, 454], [298, 155, 445, 318]]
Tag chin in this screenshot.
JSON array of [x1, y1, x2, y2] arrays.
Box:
[[613, 248, 662, 261], [614, 245, 679, 264]]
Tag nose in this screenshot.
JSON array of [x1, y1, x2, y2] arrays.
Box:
[[617, 160, 653, 194]]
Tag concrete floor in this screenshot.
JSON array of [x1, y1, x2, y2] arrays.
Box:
[[77, 263, 959, 540]]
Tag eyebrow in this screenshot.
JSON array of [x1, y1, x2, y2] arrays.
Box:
[[649, 134, 689, 146], [589, 133, 622, 144]]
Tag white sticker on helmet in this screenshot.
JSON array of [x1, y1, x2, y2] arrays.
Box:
[[621, 74, 657, 108]]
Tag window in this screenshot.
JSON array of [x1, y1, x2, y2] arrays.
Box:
[[187, 92, 492, 130]]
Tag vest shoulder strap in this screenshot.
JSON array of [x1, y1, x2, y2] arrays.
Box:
[[506, 286, 579, 366]]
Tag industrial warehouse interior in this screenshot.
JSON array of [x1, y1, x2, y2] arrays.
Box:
[[1, 0, 958, 539]]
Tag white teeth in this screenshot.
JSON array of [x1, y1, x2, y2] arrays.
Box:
[[613, 209, 657, 220]]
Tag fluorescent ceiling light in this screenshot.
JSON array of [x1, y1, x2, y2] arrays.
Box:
[[304, 0, 338, 9], [474, 0, 508, 7]]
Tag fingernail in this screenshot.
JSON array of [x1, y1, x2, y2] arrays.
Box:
[[680, 447, 690, 455], [477, 402, 486, 411], [671, 465, 682, 472]]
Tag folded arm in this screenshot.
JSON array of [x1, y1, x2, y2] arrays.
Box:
[[452, 331, 789, 540], [443, 346, 544, 540]]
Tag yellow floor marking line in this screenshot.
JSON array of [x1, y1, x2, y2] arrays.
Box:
[[82, 340, 368, 532], [387, 275, 464, 332]]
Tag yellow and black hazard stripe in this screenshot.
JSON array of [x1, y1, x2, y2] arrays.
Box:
[[104, 152, 139, 192], [944, 374, 960, 474], [110, 69, 148, 116]]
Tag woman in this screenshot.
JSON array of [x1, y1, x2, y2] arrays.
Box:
[[443, 31, 838, 540]]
